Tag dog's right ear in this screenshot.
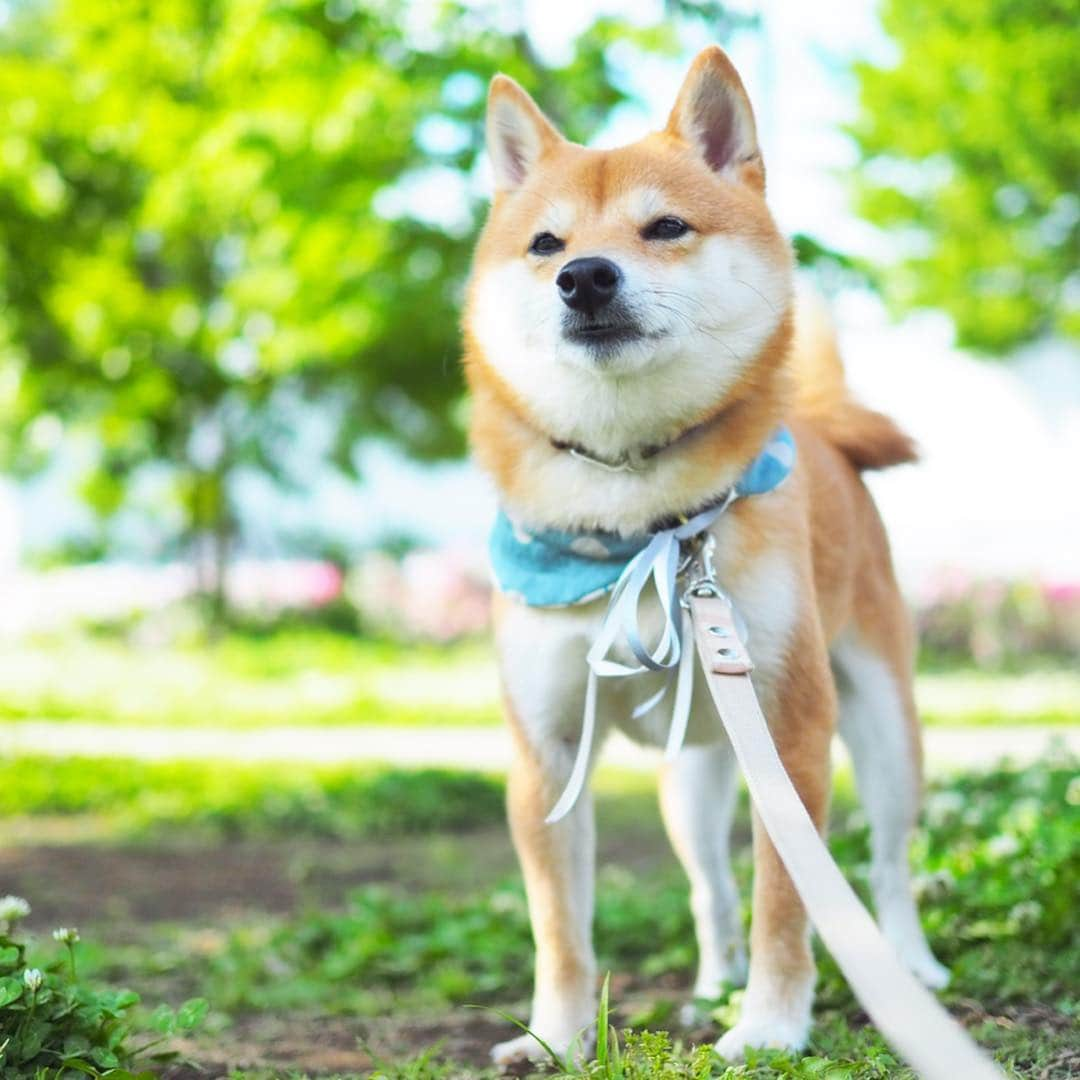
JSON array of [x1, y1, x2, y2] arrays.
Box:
[[486, 75, 563, 192]]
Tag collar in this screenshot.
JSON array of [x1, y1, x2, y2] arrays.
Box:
[[549, 407, 729, 474], [490, 425, 795, 608]]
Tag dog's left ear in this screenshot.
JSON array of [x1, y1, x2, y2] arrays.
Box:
[[486, 75, 564, 193], [666, 46, 764, 190]]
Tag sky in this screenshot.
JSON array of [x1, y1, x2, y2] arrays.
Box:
[[348, 0, 1080, 590]]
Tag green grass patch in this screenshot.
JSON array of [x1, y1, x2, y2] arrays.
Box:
[[917, 665, 1080, 727], [179, 758, 1076, 1018], [60, 755, 1078, 1079], [0, 915, 207, 1078], [0, 628, 499, 728], [0, 627, 1075, 730], [363, 1018, 1073, 1080], [0, 757, 505, 840]]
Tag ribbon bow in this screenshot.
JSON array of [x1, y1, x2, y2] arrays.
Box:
[[545, 497, 735, 823]]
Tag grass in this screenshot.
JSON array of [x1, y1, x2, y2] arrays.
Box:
[[916, 665, 1080, 726], [0, 758, 505, 840], [9, 753, 1073, 1078], [192, 760, 1079, 1014], [0, 627, 499, 728], [0, 620, 1075, 1075], [0, 625, 1075, 729], [0, 914, 207, 1078]]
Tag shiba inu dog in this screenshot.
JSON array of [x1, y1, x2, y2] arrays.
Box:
[[462, 46, 948, 1065]]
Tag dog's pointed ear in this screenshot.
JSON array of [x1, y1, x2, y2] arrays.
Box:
[[486, 75, 563, 192], [666, 46, 764, 189]]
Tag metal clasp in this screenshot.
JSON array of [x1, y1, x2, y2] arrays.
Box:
[[680, 533, 720, 607], [679, 532, 750, 642]]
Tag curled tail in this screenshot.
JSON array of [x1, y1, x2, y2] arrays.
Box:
[[789, 291, 918, 471]]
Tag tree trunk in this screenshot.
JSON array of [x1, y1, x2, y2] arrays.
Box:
[[209, 494, 231, 631], [185, 460, 233, 635]]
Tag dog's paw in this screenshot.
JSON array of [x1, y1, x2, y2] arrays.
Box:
[[715, 1015, 810, 1061], [883, 924, 951, 990], [491, 1033, 553, 1068], [491, 1028, 588, 1070], [902, 946, 951, 990], [678, 1000, 710, 1028], [678, 985, 744, 1028], [680, 956, 749, 1027]]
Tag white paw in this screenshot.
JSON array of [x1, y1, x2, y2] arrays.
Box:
[[491, 1032, 550, 1067], [491, 1027, 590, 1069], [903, 947, 951, 990], [884, 923, 951, 990], [680, 954, 749, 1026], [678, 981, 745, 1027], [678, 1000, 710, 1027], [715, 1015, 810, 1060]]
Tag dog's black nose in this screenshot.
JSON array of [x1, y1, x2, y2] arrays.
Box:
[[556, 257, 622, 314]]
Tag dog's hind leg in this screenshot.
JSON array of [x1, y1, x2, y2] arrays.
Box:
[[491, 726, 598, 1067], [832, 629, 950, 989], [658, 739, 747, 1018]]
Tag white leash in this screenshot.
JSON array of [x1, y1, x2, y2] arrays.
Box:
[[686, 588, 1004, 1080]]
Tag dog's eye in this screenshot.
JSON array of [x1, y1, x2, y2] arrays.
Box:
[[528, 232, 565, 256], [642, 216, 691, 241]]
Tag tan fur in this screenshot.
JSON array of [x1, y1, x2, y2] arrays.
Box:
[[466, 46, 942, 1065], [791, 295, 919, 471]]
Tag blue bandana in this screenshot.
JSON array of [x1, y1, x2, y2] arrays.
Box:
[[490, 425, 796, 607]]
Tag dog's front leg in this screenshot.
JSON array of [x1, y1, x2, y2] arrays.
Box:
[[491, 729, 597, 1067]]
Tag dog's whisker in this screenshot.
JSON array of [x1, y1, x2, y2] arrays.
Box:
[[734, 277, 778, 314]]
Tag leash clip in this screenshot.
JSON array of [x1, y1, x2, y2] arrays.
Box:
[[680, 531, 750, 644], [680, 533, 720, 607]]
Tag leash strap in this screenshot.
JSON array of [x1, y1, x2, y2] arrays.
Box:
[[688, 592, 1003, 1080]]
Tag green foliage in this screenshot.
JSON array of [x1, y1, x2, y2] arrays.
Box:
[[0, 907, 205, 1078], [544, 1022, 904, 1079], [904, 758, 1079, 1008], [915, 665, 1080, 728], [349, 767, 505, 835], [0, 0, 713, 593], [0, 626, 499, 728], [1, 625, 1075, 732], [23, 755, 1072, 1077], [0, 756, 504, 839], [850, 0, 1080, 353], [111, 758, 1076, 1037], [186, 868, 699, 1018], [204, 885, 535, 1015]]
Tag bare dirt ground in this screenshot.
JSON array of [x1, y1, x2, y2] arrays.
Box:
[[163, 1011, 514, 1077], [1, 814, 680, 1076]]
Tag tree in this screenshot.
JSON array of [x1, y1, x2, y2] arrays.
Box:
[[849, 0, 1079, 354], [0, 0, 737, 612]]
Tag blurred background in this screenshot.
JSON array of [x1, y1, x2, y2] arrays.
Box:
[[0, 0, 1076, 734], [0, 1, 1076, 1075]]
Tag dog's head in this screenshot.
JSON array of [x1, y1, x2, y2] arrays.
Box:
[[464, 47, 793, 459]]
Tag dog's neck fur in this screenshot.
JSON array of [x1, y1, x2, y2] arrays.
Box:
[[466, 310, 795, 537]]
